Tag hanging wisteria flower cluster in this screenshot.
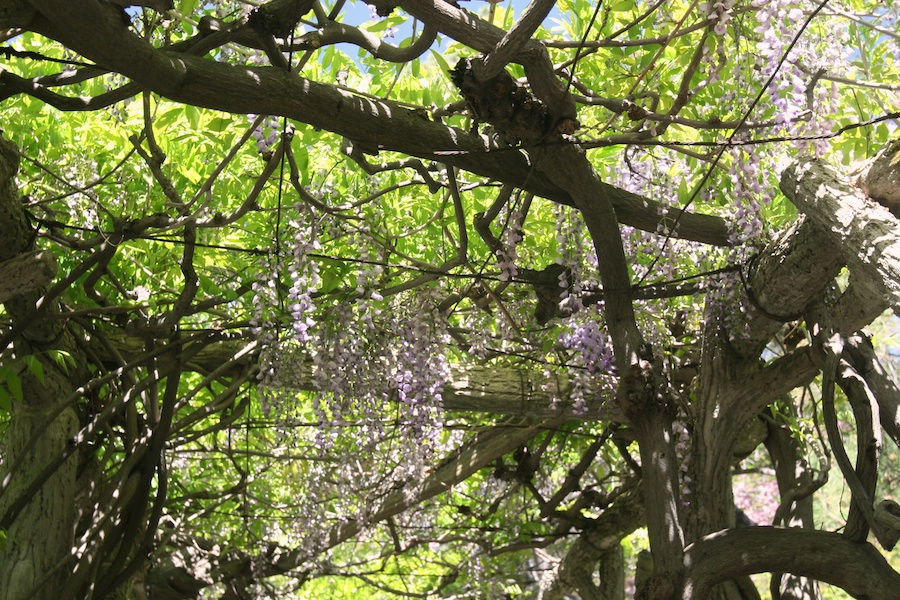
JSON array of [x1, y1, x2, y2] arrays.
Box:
[[250, 211, 460, 548], [702, 0, 735, 36], [554, 204, 589, 315], [389, 290, 451, 448], [706, 269, 753, 341], [497, 204, 524, 282], [754, 1, 807, 126], [248, 114, 281, 155], [310, 300, 384, 449], [252, 250, 288, 416], [752, 0, 842, 156], [254, 204, 452, 454], [287, 205, 321, 344], [727, 145, 767, 248], [558, 310, 616, 415]]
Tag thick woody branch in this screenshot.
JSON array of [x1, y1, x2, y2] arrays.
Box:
[[542, 490, 644, 600], [385, 0, 575, 130], [476, 0, 557, 80], [683, 527, 900, 600], [735, 217, 843, 359], [0, 251, 57, 304], [0, 70, 140, 109], [98, 324, 623, 419], [19, 0, 729, 245], [319, 417, 562, 550], [295, 21, 437, 62], [834, 348, 881, 543], [843, 333, 900, 448], [781, 158, 900, 313], [527, 144, 684, 577]]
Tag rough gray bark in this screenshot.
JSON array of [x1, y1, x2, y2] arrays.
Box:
[[2, 2, 900, 598], [764, 414, 822, 600], [734, 217, 844, 359], [675, 152, 900, 600], [0, 251, 57, 304], [834, 335, 882, 544], [0, 405, 80, 600], [781, 158, 900, 313], [841, 331, 900, 448], [687, 314, 761, 600], [598, 545, 626, 600], [445, 363, 622, 419], [0, 133, 80, 600], [530, 142, 685, 598], [683, 527, 900, 600], [0, 135, 148, 600], [860, 138, 900, 216], [542, 491, 644, 600]]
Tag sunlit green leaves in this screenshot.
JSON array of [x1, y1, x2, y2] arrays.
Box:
[[0, 354, 48, 411], [3, 1, 900, 597], [179, 0, 198, 16]]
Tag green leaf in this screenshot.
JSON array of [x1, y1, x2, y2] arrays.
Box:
[[430, 50, 451, 77], [155, 107, 181, 129], [48, 350, 74, 375], [199, 274, 222, 295], [5, 370, 22, 403], [610, 0, 634, 11], [185, 106, 201, 130], [179, 0, 197, 15], [0, 387, 10, 413], [184, 167, 202, 184], [366, 16, 403, 33], [207, 117, 233, 133], [23, 355, 44, 385]]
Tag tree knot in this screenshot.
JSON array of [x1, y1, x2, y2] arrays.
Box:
[[450, 57, 560, 146]]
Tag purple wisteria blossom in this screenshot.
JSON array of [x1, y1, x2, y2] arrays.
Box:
[[706, 270, 753, 341], [726, 145, 766, 247], [702, 0, 735, 36], [559, 312, 615, 415], [248, 114, 280, 155], [497, 205, 524, 282], [391, 293, 450, 449], [287, 206, 321, 344], [554, 205, 589, 315]]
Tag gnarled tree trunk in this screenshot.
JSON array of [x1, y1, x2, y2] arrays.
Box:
[[0, 135, 82, 599]]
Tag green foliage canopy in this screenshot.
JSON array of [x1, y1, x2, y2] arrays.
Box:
[[1, 0, 900, 598]]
